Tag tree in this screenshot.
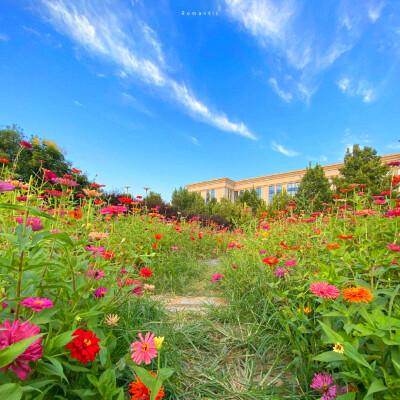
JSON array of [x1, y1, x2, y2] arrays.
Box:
[[236, 188, 265, 214], [0, 125, 90, 187], [171, 187, 205, 214], [334, 145, 390, 194], [296, 164, 332, 212], [267, 189, 291, 215], [145, 191, 164, 208]]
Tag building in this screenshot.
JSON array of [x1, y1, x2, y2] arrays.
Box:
[[186, 153, 400, 204]]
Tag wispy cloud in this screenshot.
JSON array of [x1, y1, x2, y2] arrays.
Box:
[[271, 141, 299, 157], [121, 92, 152, 116], [223, 0, 383, 103], [190, 136, 200, 146], [39, 0, 256, 140], [73, 100, 84, 107], [0, 33, 9, 41], [367, 1, 385, 23], [268, 78, 293, 102], [341, 128, 370, 155], [337, 77, 376, 103]]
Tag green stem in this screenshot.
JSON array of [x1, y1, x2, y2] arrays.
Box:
[[14, 250, 25, 320]]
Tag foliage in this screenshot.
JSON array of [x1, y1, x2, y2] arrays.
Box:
[[266, 189, 292, 215], [0, 126, 90, 187], [171, 187, 205, 214], [145, 191, 164, 208], [296, 163, 332, 212], [334, 144, 390, 194], [236, 187, 266, 214]]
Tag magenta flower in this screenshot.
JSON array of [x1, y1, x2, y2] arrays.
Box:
[[285, 259, 297, 267], [20, 140, 33, 149], [0, 320, 43, 380], [54, 177, 78, 187], [387, 243, 400, 252], [170, 245, 179, 251], [386, 209, 400, 217], [310, 372, 337, 400], [87, 269, 105, 280], [274, 267, 287, 278], [15, 216, 43, 231], [132, 284, 144, 296], [211, 273, 224, 282], [259, 249, 267, 255], [0, 181, 15, 193], [43, 169, 58, 182], [99, 205, 127, 215], [310, 282, 340, 299], [94, 287, 108, 298], [85, 245, 105, 255], [130, 332, 157, 365], [20, 297, 54, 312]]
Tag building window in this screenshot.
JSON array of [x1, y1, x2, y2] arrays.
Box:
[[268, 185, 275, 203], [256, 187, 262, 198], [287, 182, 299, 196], [239, 190, 244, 196], [210, 189, 215, 199], [276, 184, 282, 194]]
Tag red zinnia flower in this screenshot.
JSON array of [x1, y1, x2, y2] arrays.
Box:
[[337, 235, 353, 239], [118, 196, 134, 205], [0, 157, 10, 164], [65, 329, 100, 364], [262, 256, 279, 265], [154, 233, 162, 240], [20, 141, 32, 149], [71, 168, 81, 174], [140, 267, 153, 278]]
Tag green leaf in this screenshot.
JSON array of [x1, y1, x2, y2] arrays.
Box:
[[0, 383, 23, 400], [343, 341, 372, 370], [0, 334, 43, 368], [0, 203, 55, 220], [132, 365, 157, 392], [49, 330, 74, 351], [318, 321, 344, 344], [365, 379, 387, 397], [37, 357, 68, 382], [313, 351, 346, 362], [336, 393, 356, 400]]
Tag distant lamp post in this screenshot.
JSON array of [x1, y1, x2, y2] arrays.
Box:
[[124, 186, 131, 195], [144, 187, 150, 208]]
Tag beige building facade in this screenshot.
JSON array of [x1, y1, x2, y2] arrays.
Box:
[[186, 153, 400, 204]]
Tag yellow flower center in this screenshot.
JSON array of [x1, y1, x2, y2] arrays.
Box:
[[83, 339, 92, 346]]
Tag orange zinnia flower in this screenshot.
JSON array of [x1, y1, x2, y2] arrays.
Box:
[[326, 243, 340, 249], [343, 287, 373, 303], [129, 373, 165, 400]]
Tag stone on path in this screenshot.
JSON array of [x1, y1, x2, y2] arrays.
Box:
[[154, 296, 226, 313]]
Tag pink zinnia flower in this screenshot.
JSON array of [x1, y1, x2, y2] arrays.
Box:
[[211, 273, 224, 282], [85, 245, 105, 254], [20, 297, 53, 312], [285, 259, 297, 267], [16, 216, 43, 231], [387, 243, 400, 252], [54, 177, 78, 187], [274, 267, 287, 278], [94, 287, 108, 298], [259, 249, 267, 255], [310, 282, 340, 299], [99, 205, 127, 215], [170, 245, 179, 251], [0, 181, 15, 193], [87, 269, 105, 280], [0, 320, 43, 380], [132, 284, 144, 296], [310, 372, 337, 400], [130, 332, 157, 365]]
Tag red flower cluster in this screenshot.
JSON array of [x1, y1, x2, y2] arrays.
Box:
[[118, 196, 134, 205], [65, 329, 100, 364], [140, 267, 153, 278], [262, 256, 279, 265]]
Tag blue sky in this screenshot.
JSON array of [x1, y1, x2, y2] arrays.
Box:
[[1, 0, 400, 199]]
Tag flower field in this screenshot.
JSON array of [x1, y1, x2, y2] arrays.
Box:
[[1, 155, 400, 399]]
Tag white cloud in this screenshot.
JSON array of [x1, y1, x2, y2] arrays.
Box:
[[0, 33, 9, 41], [224, 0, 378, 103], [271, 141, 299, 157], [121, 92, 152, 116], [337, 77, 376, 103], [40, 0, 256, 140], [96, 72, 105, 78], [367, 1, 385, 23], [190, 136, 200, 146], [268, 78, 293, 102], [73, 100, 83, 107]]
